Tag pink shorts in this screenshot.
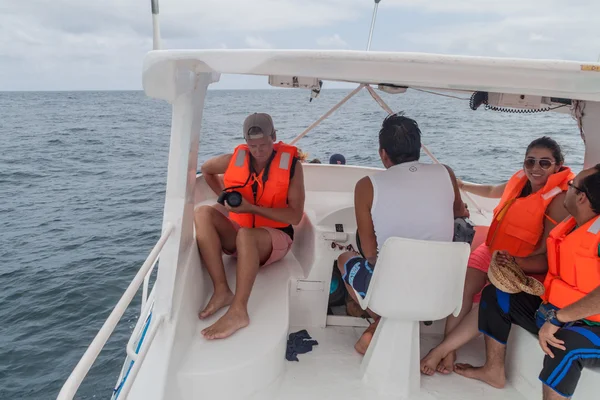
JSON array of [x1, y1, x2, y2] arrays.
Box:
[[468, 243, 493, 303], [225, 220, 293, 266], [469, 243, 493, 274]]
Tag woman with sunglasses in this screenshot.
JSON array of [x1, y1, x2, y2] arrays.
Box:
[[421, 136, 575, 376]]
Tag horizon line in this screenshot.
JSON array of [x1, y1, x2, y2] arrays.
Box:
[[0, 87, 358, 93]]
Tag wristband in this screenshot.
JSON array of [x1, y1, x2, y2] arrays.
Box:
[[538, 304, 564, 327]]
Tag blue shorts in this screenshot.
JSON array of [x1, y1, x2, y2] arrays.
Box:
[[342, 257, 374, 298]]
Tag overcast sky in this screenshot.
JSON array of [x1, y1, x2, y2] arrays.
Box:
[[1, 0, 599, 91]]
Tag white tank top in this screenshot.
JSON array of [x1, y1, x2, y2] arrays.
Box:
[[370, 161, 455, 251]]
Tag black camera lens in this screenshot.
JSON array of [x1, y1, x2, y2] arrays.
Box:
[[217, 190, 243, 207], [226, 191, 242, 207]]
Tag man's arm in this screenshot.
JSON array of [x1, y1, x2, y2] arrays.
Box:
[[201, 154, 232, 196], [354, 177, 378, 264], [497, 249, 548, 274], [557, 286, 600, 323], [247, 160, 305, 226], [514, 253, 548, 274], [443, 165, 469, 218]]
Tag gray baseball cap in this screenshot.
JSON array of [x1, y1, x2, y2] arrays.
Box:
[[243, 113, 275, 139]]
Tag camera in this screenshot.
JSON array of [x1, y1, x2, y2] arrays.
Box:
[[217, 190, 243, 207]]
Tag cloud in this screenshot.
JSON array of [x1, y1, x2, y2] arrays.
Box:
[[381, 0, 600, 61], [0, 0, 365, 89], [383, 0, 592, 15], [244, 36, 273, 49], [528, 33, 552, 43], [316, 34, 349, 49], [400, 13, 600, 61], [1, 0, 599, 90], [167, 0, 363, 33]]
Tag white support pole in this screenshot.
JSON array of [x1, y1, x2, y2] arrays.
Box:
[[151, 0, 161, 50], [141, 261, 154, 312], [290, 84, 366, 145], [581, 101, 600, 168], [154, 71, 216, 318], [366, 0, 382, 51]]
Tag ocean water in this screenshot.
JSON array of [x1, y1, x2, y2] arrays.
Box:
[[0, 88, 585, 399]]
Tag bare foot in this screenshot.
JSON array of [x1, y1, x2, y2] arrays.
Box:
[[201, 306, 250, 340], [198, 288, 234, 319], [420, 347, 446, 376], [355, 319, 379, 355], [454, 363, 506, 389], [437, 350, 456, 374]]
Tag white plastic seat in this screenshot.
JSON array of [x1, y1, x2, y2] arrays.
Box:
[[354, 237, 470, 398], [177, 253, 303, 400], [507, 325, 600, 400]]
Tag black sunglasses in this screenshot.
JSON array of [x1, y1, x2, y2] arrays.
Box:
[[524, 158, 555, 170], [568, 180, 589, 198]]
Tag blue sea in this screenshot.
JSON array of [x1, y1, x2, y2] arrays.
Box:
[[0, 88, 585, 399]]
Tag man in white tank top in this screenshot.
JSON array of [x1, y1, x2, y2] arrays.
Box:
[[336, 112, 468, 355]]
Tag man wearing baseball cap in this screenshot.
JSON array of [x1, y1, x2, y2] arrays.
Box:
[[194, 113, 305, 340]]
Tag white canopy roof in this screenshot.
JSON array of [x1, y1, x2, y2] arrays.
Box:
[[142, 49, 600, 103]]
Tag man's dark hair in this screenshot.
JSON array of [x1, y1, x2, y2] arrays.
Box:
[[378, 112, 421, 165], [581, 163, 600, 214], [525, 136, 564, 165]]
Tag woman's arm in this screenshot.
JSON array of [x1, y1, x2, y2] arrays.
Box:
[[458, 179, 507, 199], [526, 192, 569, 257]]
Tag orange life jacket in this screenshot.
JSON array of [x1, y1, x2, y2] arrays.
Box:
[[542, 215, 600, 322], [223, 142, 297, 229], [485, 168, 573, 257]]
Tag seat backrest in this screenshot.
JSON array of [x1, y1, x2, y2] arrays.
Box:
[[289, 211, 315, 279], [357, 237, 470, 321]]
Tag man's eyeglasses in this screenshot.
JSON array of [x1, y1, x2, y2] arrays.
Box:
[[568, 180, 589, 198], [524, 158, 555, 170]]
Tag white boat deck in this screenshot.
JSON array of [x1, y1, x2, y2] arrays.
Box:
[[120, 165, 596, 400], [155, 164, 502, 400], [57, 43, 600, 400], [248, 325, 527, 400]]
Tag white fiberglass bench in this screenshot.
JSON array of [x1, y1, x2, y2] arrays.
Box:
[[177, 252, 304, 400], [354, 237, 471, 398], [507, 324, 600, 400]]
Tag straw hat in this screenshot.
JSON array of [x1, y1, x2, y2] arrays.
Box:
[[488, 251, 545, 296]]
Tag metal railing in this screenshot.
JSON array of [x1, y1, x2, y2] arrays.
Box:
[[127, 289, 157, 361], [117, 314, 164, 399], [141, 253, 160, 313], [57, 223, 174, 400]]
